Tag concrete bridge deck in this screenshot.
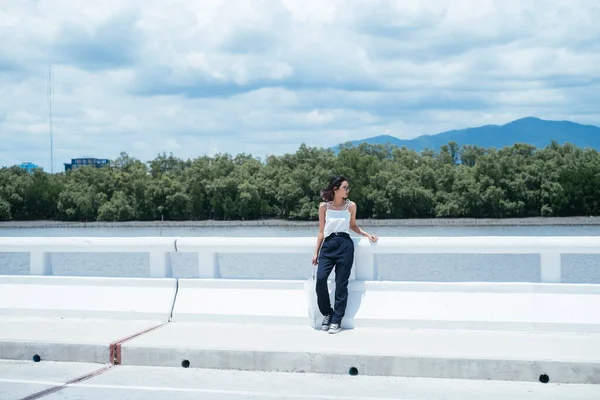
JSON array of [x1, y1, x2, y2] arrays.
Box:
[[1, 360, 599, 400]]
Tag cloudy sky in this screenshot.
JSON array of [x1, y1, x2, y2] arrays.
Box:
[[1, 0, 600, 171]]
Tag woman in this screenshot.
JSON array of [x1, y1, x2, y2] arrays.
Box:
[[312, 176, 378, 334]]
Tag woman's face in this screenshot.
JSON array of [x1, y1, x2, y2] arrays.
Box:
[[335, 180, 350, 200]]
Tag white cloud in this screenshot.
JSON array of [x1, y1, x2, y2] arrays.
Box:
[[1, 0, 600, 171]]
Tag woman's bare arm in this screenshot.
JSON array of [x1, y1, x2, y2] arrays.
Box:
[[313, 202, 327, 263], [349, 202, 378, 242]]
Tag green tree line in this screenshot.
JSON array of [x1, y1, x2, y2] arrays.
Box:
[[1, 141, 599, 222]]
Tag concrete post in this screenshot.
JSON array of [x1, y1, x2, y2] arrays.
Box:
[[355, 249, 376, 280], [540, 252, 562, 283], [198, 252, 220, 278], [149, 251, 173, 278], [30, 251, 52, 275]]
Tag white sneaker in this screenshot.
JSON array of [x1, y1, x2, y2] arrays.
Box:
[[328, 323, 341, 334], [321, 315, 332, 331]]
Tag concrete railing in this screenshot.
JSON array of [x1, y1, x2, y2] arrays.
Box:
[[177, 235, 600, 282], [1, 236, 600, 333], [0, 237, 176, 277], [3, 235, 600, 282]]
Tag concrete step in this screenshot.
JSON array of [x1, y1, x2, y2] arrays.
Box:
[[122, 322, 600, 384], [2, 318, 599, 384], [0, 317, 166, 364]]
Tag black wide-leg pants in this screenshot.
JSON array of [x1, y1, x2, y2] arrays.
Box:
[[315, 232, 354, 325]]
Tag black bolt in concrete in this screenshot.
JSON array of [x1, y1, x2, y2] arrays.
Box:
[[32, 354, 41, 363], [539, 374, 550, 384], [181, 359, 190, 368], [349, 367, 359, 376]]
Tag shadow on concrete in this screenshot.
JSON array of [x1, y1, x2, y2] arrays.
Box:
[[305, 277, 365, 331]]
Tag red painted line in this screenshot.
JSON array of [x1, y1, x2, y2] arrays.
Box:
[[19, 364, 114, 400], [19, 322, 169, 399], [109, 322, 168, 365]]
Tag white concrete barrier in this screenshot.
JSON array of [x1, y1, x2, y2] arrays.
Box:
[[2, 236, 600, 332], [340, 281, 600, 333], [171, 279, 316, 325], [174, 236, 600, 282], [170, 278, 600, 333], [0, 276, 177, 321], [3, 235, 600, 282], [176, 237, 321, 279], [0, 237, 177, 277]]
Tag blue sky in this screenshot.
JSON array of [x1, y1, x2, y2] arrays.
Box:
[[1, 0, 600, 171]]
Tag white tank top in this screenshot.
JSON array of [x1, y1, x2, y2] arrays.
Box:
[[323, 201, 351, 237]]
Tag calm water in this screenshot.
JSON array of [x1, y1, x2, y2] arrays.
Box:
[[1, 225, 600, 283]]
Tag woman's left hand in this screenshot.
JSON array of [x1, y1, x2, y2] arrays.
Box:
[[366, 233, 378, 243]]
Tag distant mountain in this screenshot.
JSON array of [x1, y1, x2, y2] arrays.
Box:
[[333, 117, 600, 153]]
